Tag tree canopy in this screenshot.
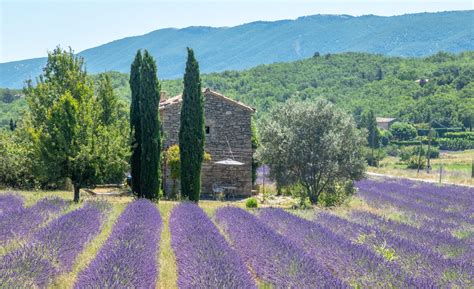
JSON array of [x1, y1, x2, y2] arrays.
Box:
[[19, 47, 128, 201], [3, 52, 473, 131], [258, 99, 366, 204]]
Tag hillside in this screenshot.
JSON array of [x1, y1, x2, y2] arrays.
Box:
[[1, 10, 473, 88], [3, 51, 473, 129]]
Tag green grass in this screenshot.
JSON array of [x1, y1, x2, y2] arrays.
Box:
[[369, 149, 474, 186]]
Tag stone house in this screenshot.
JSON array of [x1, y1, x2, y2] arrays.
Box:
[[159, 88, 255, 197], [376, 117, 397, 130]]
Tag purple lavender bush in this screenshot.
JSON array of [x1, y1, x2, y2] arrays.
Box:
[[351, 210, 468, 258], [0, 201, 108, 287], [259, 208, 422, 288], [0, 197, 68, 245], [215, 206, 346, 288], [316, 211, 473, 287], [0, 193, 23, 216], [356, 179, 472, 229], [0, 245, 58, 288], [170, 203, 256, 288], [74, 199, 162, 289]]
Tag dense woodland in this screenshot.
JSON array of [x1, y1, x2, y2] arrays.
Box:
[[2, 51, 473, 130]]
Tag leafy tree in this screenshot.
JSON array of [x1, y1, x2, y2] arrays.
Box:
[[97, 73, 117, 126], [139, 50, 162, 200], [0, 122, 40, 188], [25, 47, 89, 128], [258, 99, 366, 205], [95, 76, 129, 185], [179, 48, 205, 202], [40, 92, 98, 202], [1, 88, 15, 103], [129, 51, 142, 197], [390, 122, 418, 141], [24, 47, 127, 202]]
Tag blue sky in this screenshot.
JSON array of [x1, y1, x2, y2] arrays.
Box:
[[1, 0, 472, 63]]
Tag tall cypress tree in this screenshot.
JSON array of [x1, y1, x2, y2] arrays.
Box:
[[361, 109, 380, 166], [139, 50, 162, 200], [129, 51, 142, 197], [179, 48, 205, 202]]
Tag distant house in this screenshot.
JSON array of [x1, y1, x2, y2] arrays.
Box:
[[376, 117, 397, 130], [415, 79, 429, 86], [159, 88, 255, 197]]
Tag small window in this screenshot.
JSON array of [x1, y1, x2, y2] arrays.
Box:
[[205, 126, 210, 135]]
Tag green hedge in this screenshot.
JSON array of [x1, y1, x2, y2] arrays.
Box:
[[438, 138, 474, 151], [444, 132, 474, 140], [391, 140, 422, 146], [416, 136, 439, 146], [417, 127, 463, 137]]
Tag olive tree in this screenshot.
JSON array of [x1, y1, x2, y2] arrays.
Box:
[[258, 99, 366, 205]]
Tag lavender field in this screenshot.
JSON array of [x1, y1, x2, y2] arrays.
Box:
[[0, 177, 473, 288]]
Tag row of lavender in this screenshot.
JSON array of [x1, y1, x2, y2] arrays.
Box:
[[356, 178, 474, 231], [0, 195, 68, 245], [351, 178, 473, 287], [166, 197, 472, 288], [0, 199, 110, 287], [74, 199, 162, 288]]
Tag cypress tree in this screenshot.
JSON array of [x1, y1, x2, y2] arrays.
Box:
[[129, 51, 142, 197], [9, 118, 15, 131], [139, 50, 162, 200], [361, 109, 380, 166], [179, 48, 205, 202]]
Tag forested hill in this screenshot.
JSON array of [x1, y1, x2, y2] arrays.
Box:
[[1, 10, 473, 88], [2, 51, 473, 129]]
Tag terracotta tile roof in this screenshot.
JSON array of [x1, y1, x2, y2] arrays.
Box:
[[159, 88, 255, 112]]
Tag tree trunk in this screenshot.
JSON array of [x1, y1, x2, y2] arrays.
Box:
[[308, 187, 319, 205], [73, 185, 80, 203], [308, 193, 319, 205]]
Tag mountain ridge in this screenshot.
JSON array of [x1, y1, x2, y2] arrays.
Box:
[[1, 10, 473, 88]]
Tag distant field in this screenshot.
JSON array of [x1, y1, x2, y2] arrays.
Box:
[[369, 150, 474, 186], [0, 177, 472, 288]]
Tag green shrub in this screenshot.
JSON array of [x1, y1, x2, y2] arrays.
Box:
[[319, 181, 355, 207], [245, 197, 258, 208], [399, 146, 439, 161], [390, 122, 417, 141], [405, 155, 426, 169], [384, 144, 401, 157], [380, 130, 392, 146]]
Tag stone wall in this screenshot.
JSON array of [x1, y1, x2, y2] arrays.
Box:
[[160, 90, 254, 197]]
